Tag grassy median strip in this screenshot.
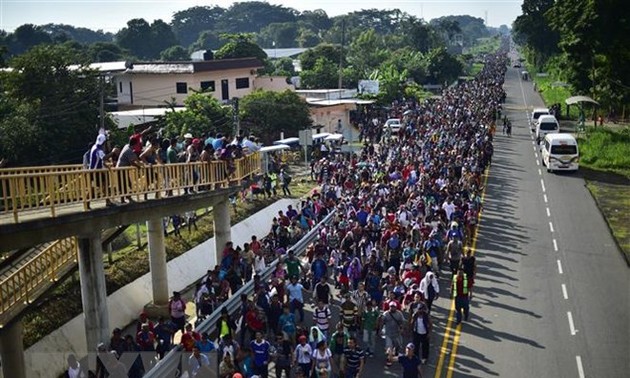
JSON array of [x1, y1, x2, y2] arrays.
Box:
[[22, 175, 316, 347]]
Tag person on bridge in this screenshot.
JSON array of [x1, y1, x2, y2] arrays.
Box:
[[452, 269, 473, 324]]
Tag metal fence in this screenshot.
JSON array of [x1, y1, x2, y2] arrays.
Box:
[[142, 209, 336, 378]]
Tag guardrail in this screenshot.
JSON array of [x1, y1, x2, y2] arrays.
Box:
[[0, 237, 77, 327], [0, 153, 260, 223], [142, 209, 336, 378]]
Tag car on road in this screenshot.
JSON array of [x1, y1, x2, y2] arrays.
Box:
[[530, 107, 550, 131], [541, 133, 579, 172], [384, 118, 402, 134], [536, 114, 560, 142], [513, 62, 522, 68]]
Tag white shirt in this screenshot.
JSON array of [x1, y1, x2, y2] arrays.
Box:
[[67, 363, 85, 378], [254, 255, 266, 273], [295, 343, 313, 364], [414, 316, 428, 335], [419, 273, 440, 298]]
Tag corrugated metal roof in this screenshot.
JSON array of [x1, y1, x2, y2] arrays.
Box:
[[129, 63, 194, 74]]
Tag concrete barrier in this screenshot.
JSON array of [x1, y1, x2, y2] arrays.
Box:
[[18, 199, 298, 378]]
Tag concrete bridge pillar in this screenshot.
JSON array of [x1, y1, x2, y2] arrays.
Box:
[[0, 320, 26, 378], [78, 233, 109, 352], [213, 198, 231, 265], [145, 217, 169, 317]]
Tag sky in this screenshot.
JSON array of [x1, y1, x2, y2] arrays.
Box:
[[1, 0, 522, 33]]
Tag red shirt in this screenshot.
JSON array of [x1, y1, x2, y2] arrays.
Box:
[[181, 331, 201, 352], [246, 310, 264, 331]]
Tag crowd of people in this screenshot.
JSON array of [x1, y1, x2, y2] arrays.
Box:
[[70, 46, 509, 378]]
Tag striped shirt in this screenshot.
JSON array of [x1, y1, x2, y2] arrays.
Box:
[[351, 290, 370, 312], [313, 306, 331, 331], [341, 301, 358, 328], [343, 347, 365, 369]]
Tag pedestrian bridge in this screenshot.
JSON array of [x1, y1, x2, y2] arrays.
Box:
[[0, 154, 261, 377]]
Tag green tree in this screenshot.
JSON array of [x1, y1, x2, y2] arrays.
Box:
[[299, 9, 332, 32], [160, 45, 190, 61], [347, 30, 388, 79], [300, 57, 339, 89], [150, 20, 179, 58], [296, 28, 321, 48], [269, 57, 296, 77], [88, 42, 129, 62], [425, 47, 463, 84], [239, 90, 312, 143], [512, 0, 560, 68], [257, 22, 298, 48], [374, 63, 408, 103], [215, 33, 267, 61], [190, 30, 222, 52], [162, 93, 233, 138], [5, 24, 53, 55], [299, 43, 343, 71], [217, 1, 298, 34], [116, 18, 154, 58], [0, 45, 100, 165], [171, 6, 226, 47]]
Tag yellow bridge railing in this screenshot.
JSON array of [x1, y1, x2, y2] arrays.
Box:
[[0, 237, 77, 327], [0, 153, 260, 223]]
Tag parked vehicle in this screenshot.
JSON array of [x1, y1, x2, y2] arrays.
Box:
[[541, 133, 579, 172], [536, 114, 560, 142], [530, 107, 550, 131]]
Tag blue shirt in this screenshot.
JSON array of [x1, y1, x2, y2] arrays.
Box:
[[195, 340, 215, 353], [250, 339, 270, 366], [356, 210, 369, 226], [286, 283, 304, 303]]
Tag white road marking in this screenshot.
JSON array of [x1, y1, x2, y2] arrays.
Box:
[[540, 179, 546, 192], [557, 259, 563, 274], [534, 152, 539, 159], [576, 356, 585, 378], [546, 207, 551, 217], [532, 140, 535, 145], [568, 311, 577, 335], [533, 145, 536, 151], [562, 284, 569, 300], [536, 159, 540, 166], [538, 169, 542, 176], [543, 194, 548, 203], [553, 239, 558, 251], [549, 222, 554, 232]]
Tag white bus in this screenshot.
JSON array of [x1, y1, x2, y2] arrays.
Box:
[[541, 133, 579, 173]]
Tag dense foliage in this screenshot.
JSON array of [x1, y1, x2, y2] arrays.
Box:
[[512, 0, 630, 109], [239, 90, 313, 144]]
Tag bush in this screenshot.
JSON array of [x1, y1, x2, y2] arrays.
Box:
[[578, 127, 630, 177]]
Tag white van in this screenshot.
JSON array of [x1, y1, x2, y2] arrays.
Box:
[[541, 133, 579, 172], [530, 107, 550, 131], [536, 114, 560, 142]]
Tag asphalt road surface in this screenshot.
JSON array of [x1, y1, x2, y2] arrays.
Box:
[[433, 53, 630, 378]]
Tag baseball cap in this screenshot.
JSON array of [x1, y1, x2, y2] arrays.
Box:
[[406, 342, 415, 349], [299, 335, 307, 342], [389, 301, 398, 309], [184, 133, 193, 139]]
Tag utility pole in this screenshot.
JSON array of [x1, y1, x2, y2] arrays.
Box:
[[99, 75, 105, 131], [338, 18, 345, 91], [232, 97, 240, 136]]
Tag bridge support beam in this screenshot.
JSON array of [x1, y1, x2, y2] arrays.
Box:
[[0, 320, 26, 378], [78, 233, 109, 352], [145, 217, 169, 317], [213, 198, 231, 265]]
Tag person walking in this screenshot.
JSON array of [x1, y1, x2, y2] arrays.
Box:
[[279, 169, 292, 196], [379, 301, 406, 367], [341, 336, 365, 378], [419, 271, 439, 313], [250, 331, 271, 378], [410, 303, 431, 364], [391, 343, 423, 378], [452, 269, 473, 324], [294, 335, 313, 377]]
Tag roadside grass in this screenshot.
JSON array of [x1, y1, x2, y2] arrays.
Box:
[[22, 175, 317, 347], [585, 179, 630, 263], [578, 127, 630, 178], [577, 126, 630, 263]]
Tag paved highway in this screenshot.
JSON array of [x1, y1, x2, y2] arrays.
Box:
[[435, 55, 630, 377]]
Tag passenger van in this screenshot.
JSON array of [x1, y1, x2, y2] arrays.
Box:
[[541, 133, 579, 172], [530, 108, 550, 131], [536, 114, 560, 142]]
